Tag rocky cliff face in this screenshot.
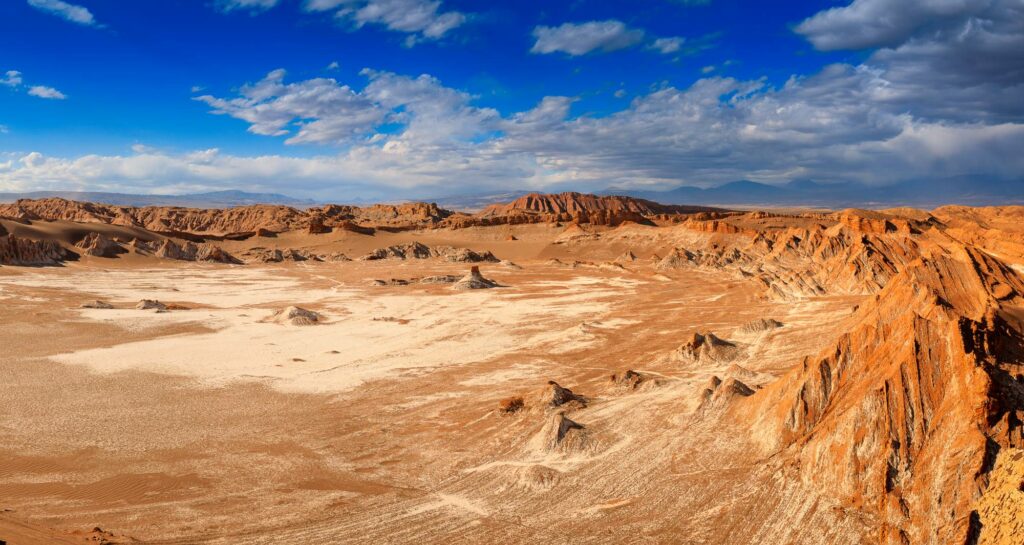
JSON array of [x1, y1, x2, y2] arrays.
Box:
[[740, 244, 1024, 545], [0, 233, 69, 265], [0, 194, 724, 235], [0, 198, 452, 236]]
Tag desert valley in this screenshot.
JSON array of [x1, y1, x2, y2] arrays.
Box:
[[0, 193, 1022, 544]]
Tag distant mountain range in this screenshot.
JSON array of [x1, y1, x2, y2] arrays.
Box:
[[604, 177, 1024, 209], [1, 176, 1021, 211], [0, 190, 316, 208]]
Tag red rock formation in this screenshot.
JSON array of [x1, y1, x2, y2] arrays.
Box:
[[744, 245, 1024, 545], [0, 198, 453, 236], [465, 192, 724, 227], [307, 215, 331, 234]]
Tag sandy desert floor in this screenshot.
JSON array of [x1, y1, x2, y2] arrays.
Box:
[[0, 225, 897, 544]]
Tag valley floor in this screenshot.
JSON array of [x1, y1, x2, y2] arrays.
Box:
[[0, 226, 865, 544]]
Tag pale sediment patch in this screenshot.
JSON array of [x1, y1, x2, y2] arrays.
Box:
[[51, 276, 624, 394], [4, 267, 339, 308]]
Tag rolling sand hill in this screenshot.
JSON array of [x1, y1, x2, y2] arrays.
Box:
[[0, 194, 1022, 544]]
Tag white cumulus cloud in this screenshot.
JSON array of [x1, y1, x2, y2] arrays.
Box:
[[26, 0, 99, 26], [2, 70, 23, 87], [531, 20, 645, 56], [650, 36, 685, 54], [214, 0, 280, 13], [304, 0, 465, 43], [27, 85, 67, 100]]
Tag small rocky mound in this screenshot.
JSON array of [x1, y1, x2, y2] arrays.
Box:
[[698, 375, 755, 413], [723, 363, 764, 384], [554, 223, 594, 243], [195, 244, 242, 264], [656, 248, 695, 270], [451, 266, 500, 290], [542, 380, 587, 409], [324, 252, 351, 262], [81, 300, 113, 309], [155, 239, 241, 264], [369, 278, 411, 286], [419, 274, 462, 285], [737, 318, 784, 334], [136, 299, 167, 311], [67, 525, 132, 545], [128, 238, 158, 254], [531, 412, 587, 453], [360, 241, 433, 260], [671, 332, 742, 364], [498, 396, 525, 414], [434, 246, 499, 263], [270, 306, 321, 326], [615, 250, 638, 263], [609, 369, 660, 390], [74, 232, 125, 258]]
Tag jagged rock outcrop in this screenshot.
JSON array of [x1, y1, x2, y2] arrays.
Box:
[[669, 332, 742, 364], [358, 242, 498, 262], [699, 376, 755, 414], [745, 245, 1024, 545], [74, 233, 125, 258], [656, 248, 695, 270], [0, 234, 69, 265], [154, 240, 240, 264]]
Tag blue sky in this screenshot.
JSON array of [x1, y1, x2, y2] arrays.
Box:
[[1, 0, 1022, 199]]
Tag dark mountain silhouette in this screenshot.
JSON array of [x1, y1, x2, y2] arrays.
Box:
[[0, 190, 316, 208]]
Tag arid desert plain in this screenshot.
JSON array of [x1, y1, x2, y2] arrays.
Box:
[[1, 194, 1023, 545]]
